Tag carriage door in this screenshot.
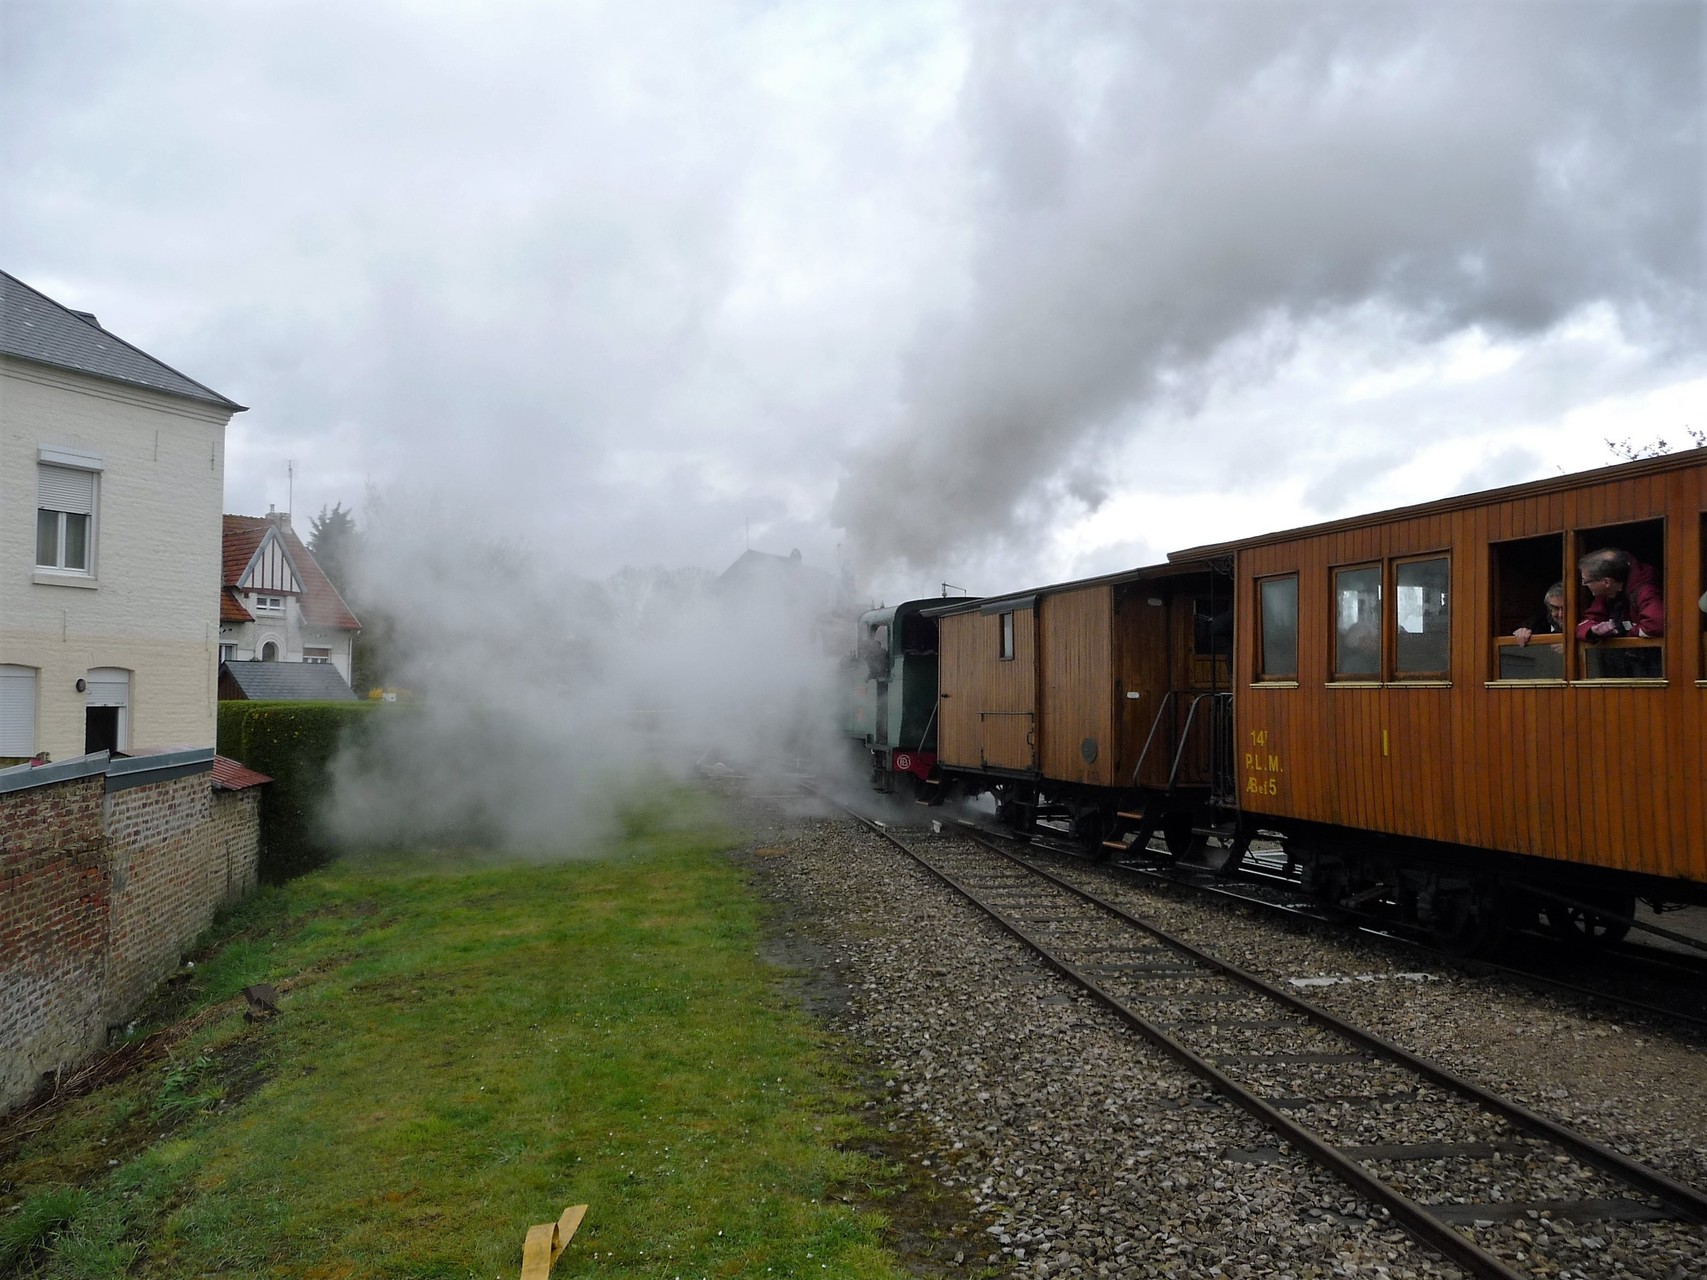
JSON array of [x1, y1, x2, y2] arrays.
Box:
[[1168, 593, 1231, 787]]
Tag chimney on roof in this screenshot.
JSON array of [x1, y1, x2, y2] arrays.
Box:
[[69, 310, 100, 328], [267, 504, 290, 531]]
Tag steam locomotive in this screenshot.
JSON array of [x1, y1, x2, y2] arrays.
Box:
[[845, 449, 1707, 952]]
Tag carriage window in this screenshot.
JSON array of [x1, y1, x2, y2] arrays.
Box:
[[999, 611, 1014, 661], [1394, 556, 1450, 678], [1333, 565, 1382, 678], [1257, 576, 1298, 680], [1492, 534, 1566, 680], [1576, 519, 1665, 679]]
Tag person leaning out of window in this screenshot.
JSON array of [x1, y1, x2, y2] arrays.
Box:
[[1576, 548, 1665, 641], [1513, 582, 1566, 647]]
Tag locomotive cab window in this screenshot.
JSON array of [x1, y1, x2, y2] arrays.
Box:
[[998, 611, 1015, 661], [1332, 565, 1382, 679], [1493, 534, 1566, 681], [1256, 575, 1298, 681], [862, 624, 889, 679], [1393, 556, 1450, 679], [1575, 519, 1664, 680]]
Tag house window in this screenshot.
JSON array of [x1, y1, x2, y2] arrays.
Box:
[[254, 595, 285, 613], [1393, 556, 1450, 678], [36, 462, 97, 573], [304, 647, 331, 664], [1257, 576, 1298, 680], [219, 644, 237, 662], [1332, 565, 1382, 678], [0, 665, 38, 758], [261, 641, 280, 661], [999, 611, 1015, 661]]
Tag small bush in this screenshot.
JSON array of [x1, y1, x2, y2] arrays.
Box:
[[217, 701, 385, 881]]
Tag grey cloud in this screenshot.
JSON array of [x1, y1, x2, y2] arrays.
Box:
[[834, 0, 1705, 569]]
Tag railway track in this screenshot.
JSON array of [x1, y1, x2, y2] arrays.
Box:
[[974, 816, 1707, 1036], [840, 803, 1707, 1280]]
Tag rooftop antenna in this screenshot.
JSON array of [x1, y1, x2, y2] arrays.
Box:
[[942, 582, 966, 598], [287, 460, 294, 528]]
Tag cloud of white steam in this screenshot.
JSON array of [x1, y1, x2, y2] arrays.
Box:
[[321, 491, 855, 855], [833, 0, 1705, 570]]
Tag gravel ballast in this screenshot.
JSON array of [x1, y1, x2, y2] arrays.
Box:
[[730, 789, 1707, 1280]]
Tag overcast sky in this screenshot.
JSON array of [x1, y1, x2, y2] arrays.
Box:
[[4, 0, 1702, 604]]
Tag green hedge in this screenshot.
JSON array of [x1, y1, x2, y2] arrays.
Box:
[[217, 701, 384, 882]]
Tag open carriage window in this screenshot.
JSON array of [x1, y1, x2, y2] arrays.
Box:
[[1492, 534, 1565, 680], [1393, 556, 1450, 678], [1256, 575, 1298, 680], [1700, 514, 1707, 680], [1332, 565, 1382, 679], [1575, 520, 1664, 680], [998, 611, 1015, 661]]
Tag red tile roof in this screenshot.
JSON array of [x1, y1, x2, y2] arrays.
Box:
[[212, 755, 272, 790], [222, 514, 361, 631], [220, 587, 253, 623]]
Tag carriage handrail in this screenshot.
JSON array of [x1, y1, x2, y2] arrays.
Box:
[[1128, 690, 1177, 787]]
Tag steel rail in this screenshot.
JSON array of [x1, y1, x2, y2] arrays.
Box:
[[973, 834, 1707, 1228], [833, 806, 1533, 1280], [993, 818, 1707, 1035]]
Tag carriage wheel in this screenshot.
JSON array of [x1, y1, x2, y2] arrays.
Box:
[[1544, 895, 1634, 948], [1429, 881, 1504, 956]]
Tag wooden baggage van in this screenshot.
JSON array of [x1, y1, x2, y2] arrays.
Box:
[[1175, 447, 1707, 944], [930, 560, 1233, 845]]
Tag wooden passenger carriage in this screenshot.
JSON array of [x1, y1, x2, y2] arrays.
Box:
[[1174, 447, 1707, 935]]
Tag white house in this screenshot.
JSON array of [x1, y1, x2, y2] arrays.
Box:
[[218, 511, 361, 687], [0, 270, 245, 763]]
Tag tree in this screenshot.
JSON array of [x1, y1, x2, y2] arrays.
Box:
[[308, 502, 360, 599], [1606, 426, 1705, 462]]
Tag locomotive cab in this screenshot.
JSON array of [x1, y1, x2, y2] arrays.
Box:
[[844, 599, 952, 797]]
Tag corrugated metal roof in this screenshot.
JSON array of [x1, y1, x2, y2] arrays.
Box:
[[1, 269, 245, 411]]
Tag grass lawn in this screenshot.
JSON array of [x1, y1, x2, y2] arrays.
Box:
[[1, 798, 918, 1279]]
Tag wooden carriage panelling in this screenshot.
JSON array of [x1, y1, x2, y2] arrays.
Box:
[[1038, 585, 1116, 786], [936, 602, 1038, 772], [1178, 450, 1707, 886]]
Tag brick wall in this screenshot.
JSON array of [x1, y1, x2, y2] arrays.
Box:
[[209, 790, 261, 904], [105, 773, 215, 1015], [0, 775, 109, 1108], [0, 755, 262, 1111]]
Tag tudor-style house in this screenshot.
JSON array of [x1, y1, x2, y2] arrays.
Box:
[[0, 270, 245, 763], [219, 512, 361, 685]]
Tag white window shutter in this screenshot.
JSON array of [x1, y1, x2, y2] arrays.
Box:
[[39, 464, 95, 514], [0, 666, 38, 755]]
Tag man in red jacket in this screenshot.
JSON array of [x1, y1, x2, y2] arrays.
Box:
[[1577, 548, 1665, 640]]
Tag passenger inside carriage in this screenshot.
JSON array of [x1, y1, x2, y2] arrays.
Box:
[[1577, 548, 1665, 639], [1512, 582, 1566, 647], [1578, 547, 1664, 678]]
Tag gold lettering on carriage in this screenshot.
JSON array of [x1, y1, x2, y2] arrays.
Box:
[[1244, 730, 1281, 795]]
